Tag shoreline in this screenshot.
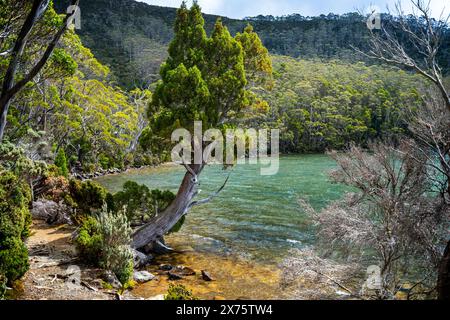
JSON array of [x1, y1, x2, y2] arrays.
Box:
[[16, 220, 285, 300]]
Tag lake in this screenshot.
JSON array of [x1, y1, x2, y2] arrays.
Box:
[[96, 154, 349, 265]]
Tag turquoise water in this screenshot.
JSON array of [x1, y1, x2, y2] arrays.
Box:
[[96, 154, 349, 264]]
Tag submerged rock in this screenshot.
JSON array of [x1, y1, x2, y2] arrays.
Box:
[[167, 266, 196, 280], [175, 265, 196, 276], [168, 271, 183, 280], [201, 270, 215, 281], [159, 264, 173, 271], [133, 271, 155, 284]]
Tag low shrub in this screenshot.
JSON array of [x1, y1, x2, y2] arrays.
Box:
[[0, 171, 32, 288], [0, 274, 6, 300], [39, 176, 70, 203], [164, 284, 198, 300], [97, 207, 133, 285], [75, 206, 133, 285], [74, 216, 102, 264], [69, 179, 107, 217]]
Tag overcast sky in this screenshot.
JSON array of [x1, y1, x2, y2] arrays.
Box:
[[137, 0, 449, 19]]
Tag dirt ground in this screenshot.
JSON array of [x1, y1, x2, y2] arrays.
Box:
[[15, 220, 118, 300]]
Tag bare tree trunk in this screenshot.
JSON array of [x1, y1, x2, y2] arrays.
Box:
[[131, 163, 204, 249], [438, 240, 450, 300]]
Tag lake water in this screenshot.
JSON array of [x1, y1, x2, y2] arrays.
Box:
[[96, 154, 349, 265]]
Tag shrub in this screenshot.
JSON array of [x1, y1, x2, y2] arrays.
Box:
[[75, 206, 133, 285], [0, 274, 6, 300], [54, 149, 69, 178], [97, 207, 133, 285], [39, 176, 71, 203], [69, 179, 107, 217], [164, 284, 198, 300], [74, 216, 102, 264], [0, 171, 32, 287], [112, 181, 175, 225]]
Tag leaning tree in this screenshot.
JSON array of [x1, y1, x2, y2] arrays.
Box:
[[132, 1, 272, 251], [358, 0, 450, 299]]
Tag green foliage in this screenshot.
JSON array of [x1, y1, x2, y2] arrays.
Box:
[[146, 2, 262, 153], [3, 2, 145, 172], [97, 207, 133, 285], [0, 171, 32, 287], [0, 142, 47, 188], [0, 273, 6, 300], [75, 206, 133, 285], [112, 181, 175, 225], [74, 216, 102, 264], [245, 56, 424, 153], [164, 283, 198, 300], [69, 179, 107, 217], [54, 149, 69, 178], [49, 48, 78, 76], [53, 1, 449, 89]]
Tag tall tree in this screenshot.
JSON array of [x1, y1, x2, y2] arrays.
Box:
[[132, 2, 270, 250], [0, 0, 80, 141]]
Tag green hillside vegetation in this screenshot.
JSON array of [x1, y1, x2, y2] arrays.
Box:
[[244, 56, 426, 153], [54, 0, 450, 89]]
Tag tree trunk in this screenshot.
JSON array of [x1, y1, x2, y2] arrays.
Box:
[[438, 240, 450, 300], [131, 163, 204, 249], [0, 99, 11, 141]]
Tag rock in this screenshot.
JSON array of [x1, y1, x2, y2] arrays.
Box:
[[168, 271, 183, 280], [214, 296, 226, 300], [159, 264, 173, 271], [167, 266, 196, 280], [133, 250, 153, 268], [32, 200, 72, 225], [147, 294, 165, 300], [133, 271, 155, 284], [102, 270, 122, 289], [201, 270, 215, 281], [175, 265, 196, 276]]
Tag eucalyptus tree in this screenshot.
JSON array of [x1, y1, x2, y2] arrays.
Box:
[[0, 0, 80, 141]]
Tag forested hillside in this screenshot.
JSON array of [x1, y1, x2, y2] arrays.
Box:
[[54, 0, 450, 89], [243, 56, 425, 153]]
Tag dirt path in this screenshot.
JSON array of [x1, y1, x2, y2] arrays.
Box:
[[17, 220, 116, 300]]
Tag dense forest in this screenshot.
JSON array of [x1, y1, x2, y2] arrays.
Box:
[[54, 0, 450, 89], [1, 0, 449, 302]]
